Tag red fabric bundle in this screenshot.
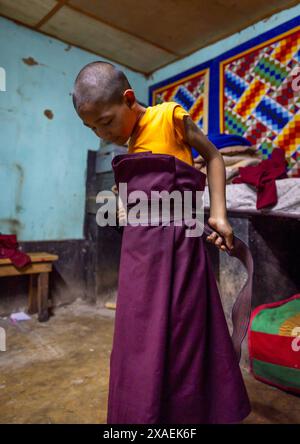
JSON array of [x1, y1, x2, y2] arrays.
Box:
[[0, 234, 31, 268], [232, 148, 287, 209]]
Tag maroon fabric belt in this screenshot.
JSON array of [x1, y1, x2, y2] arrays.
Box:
[[203, 223, 253, 363]]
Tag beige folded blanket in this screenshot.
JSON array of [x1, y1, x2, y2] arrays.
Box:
[[193, 146, 262, 184], [222, 154, 261, 167]]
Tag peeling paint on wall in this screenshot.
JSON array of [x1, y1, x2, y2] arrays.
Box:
[[44, 109, 54, 119], [22, 57, 39, 66]]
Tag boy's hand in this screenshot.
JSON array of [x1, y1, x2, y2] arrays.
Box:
[[117, 206, 127, 224], [207, 216, 234, 252], [111, 185, 127, 225]]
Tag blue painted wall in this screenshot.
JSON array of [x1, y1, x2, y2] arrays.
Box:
[[0, 17, 147, 241]]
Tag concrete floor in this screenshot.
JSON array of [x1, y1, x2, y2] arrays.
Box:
[[0, 299, 299, 424]]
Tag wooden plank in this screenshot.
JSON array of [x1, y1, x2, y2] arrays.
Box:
[[67, 2, 176, 56], [35, 0, 69, 29], [0, 263, 52, 277], [40, 6, 174, 73], [27, 253, 58, 262], [0, 0, 56, 26], [69, 0, 300, 58], [0, 253, 58, 265]]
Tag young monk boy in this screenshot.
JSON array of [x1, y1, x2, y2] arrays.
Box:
[[72, 61, 251, 424]]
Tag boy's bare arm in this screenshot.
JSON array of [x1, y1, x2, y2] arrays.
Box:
[[183, 116, 234, 251]]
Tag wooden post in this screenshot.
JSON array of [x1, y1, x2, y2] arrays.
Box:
[[28, 274, 38, 314], [37, 272, 49, 322]]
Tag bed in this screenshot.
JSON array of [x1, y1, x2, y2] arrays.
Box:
[[204, 178, 300, 219]]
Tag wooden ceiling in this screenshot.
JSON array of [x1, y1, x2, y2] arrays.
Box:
[[0, 0, 298, 75]]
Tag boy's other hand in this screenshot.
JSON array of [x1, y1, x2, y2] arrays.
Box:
[[207, 216, 234, 252], [111, 184, 118, 195], [193, 154, 206, 171]]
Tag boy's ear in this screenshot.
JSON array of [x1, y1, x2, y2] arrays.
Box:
[[123, 89, 135, 108]]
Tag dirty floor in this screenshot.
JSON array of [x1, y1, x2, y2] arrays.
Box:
[[0, 299, 299, 424]]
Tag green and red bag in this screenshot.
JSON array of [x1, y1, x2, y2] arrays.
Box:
[[248, 293, 300, 394]]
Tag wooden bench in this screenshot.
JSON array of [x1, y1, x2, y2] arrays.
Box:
[[0, 252, 58, 322]]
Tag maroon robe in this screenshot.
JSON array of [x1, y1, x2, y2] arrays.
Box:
[[107, 151, 251, 424]]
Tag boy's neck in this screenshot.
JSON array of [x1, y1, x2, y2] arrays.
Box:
[[134, 102, 147, 117], [130, 102, 147, 139]]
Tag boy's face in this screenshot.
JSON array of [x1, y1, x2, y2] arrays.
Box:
[[77, 92, 137, 145]]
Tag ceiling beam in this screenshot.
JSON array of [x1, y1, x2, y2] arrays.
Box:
[[35, 0, 69, 29], [68, 3, 178, 57]]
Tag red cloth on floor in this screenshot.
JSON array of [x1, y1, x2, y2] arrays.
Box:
[[0, 234, 31, 268], [232, 148, 287, 209]]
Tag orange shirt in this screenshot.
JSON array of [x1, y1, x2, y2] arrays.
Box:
[[128, 102, 193, 166]]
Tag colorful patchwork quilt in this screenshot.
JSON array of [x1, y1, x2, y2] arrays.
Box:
[[249, 294, 300, 394], [150, 69, 209, 133], [221, 27, 300, 177]]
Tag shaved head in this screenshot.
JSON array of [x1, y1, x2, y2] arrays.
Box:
[[72, 61, 132, 112]]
